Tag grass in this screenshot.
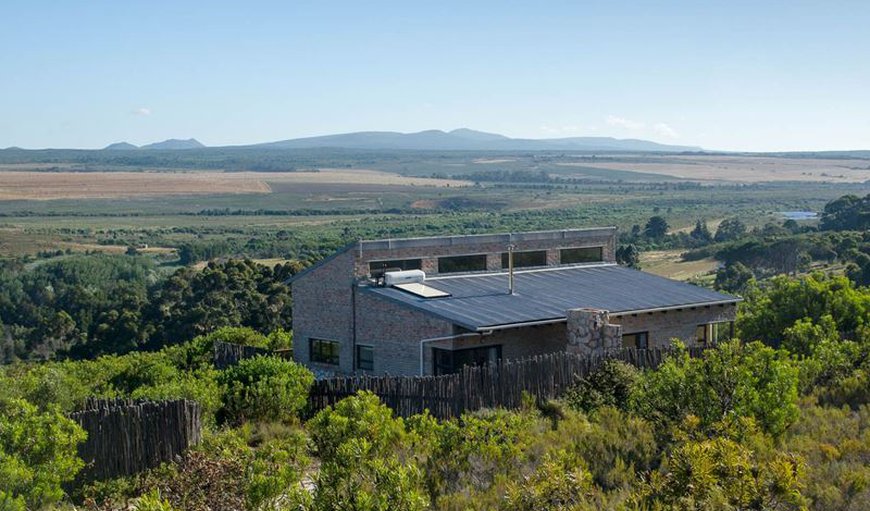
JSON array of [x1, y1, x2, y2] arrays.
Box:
[[640, 250, 720, 281]]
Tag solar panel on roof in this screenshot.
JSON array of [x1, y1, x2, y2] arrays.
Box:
[[393, 282, 451, 299]]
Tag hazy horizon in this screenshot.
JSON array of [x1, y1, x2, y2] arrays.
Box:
[[2, 1, 869, 152]]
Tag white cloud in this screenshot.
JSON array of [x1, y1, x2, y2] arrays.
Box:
[[132, 107, 152, 116], [605, 115, 644, 130], [652, 122, 679, 139]]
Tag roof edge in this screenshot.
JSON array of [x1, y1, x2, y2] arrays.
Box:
[[473, 298, 742, 331], [284, 242, 357, 285]]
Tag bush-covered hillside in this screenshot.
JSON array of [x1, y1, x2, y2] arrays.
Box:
[[1, 274, 868, 510]]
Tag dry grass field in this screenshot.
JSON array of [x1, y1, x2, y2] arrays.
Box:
[[556, 155, 870, 183], [640, 249, 720, 281], [0, 169, 467, 201]]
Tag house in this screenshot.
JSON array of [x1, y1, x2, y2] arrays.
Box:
[[289, 228, 739, 376]]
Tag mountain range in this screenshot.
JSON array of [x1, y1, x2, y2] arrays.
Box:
[[104, 138, 206, 151], [103, 129, 702, 152]]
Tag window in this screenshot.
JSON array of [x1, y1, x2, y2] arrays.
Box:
[[711, 321, 735, 343], [369, 258, 422, 275], [622, 331, 649, 349], [696, 322, 735, 344], [438, 254, 487, 274], [310, 338, 340, 365], [561, 246, 603, 264], [356, 345, 374, 371], [433, 345, 501, 375], [501, 250, 547, 269]]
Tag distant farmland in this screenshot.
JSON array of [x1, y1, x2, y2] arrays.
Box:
[[0, 169, 467, 201], [556, 155, 870, 183]]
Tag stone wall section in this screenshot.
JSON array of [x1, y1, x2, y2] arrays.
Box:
[[566, 308, 624, 357]]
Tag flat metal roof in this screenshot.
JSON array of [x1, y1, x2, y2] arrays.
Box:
[[364, 264, 740, 331]]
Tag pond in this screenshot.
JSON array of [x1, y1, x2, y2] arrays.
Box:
[[779, 211, 818, 220]]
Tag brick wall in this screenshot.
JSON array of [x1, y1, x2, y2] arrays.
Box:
[[355, 292, 454, 375], [610, 304, 737, 349], [292, 249, 356, 373], [353, 229, 617, 277]]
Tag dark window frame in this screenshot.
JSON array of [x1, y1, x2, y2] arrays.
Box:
[[622, 331, 649, 349], [438, 254, 488, 274], [501, 250, 547, 269], [356, 344, 374, 371], [695, 324, 708, 343], [432, 344, 502, 375], [560, 246, 604, 264], [310, 338, 340, 365], [369, 258, 422, 275]]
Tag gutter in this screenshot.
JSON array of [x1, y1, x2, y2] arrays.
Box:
[[607, 298, 742, 317], [474, 299, 742, 331]]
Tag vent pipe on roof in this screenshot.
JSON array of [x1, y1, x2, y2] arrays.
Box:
[[507, 240, 516, 295]]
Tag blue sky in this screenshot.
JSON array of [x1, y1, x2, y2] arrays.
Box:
[[1, 1, 868, 151]]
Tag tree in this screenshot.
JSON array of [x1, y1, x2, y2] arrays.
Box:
[[714, 218, 747, 243], [714, 262, 755, 294], [737, 273, 869, 346], [146, 259, 294, 349], [820, 193, 869, 231], [616, 244, 640, 268], [644, 216, 669, 239], [690, 219, 713, 244]]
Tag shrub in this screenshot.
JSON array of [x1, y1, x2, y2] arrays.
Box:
[[165, 327, 270, 371], [738, 274, 869, 345], [564, 359, 639, 413], [574, 407, 658, 490], [132, 490, 177, 511], [219, 355, 314, 424], [0, 397, 86, 509], [502, 450, 595, 511], [631, 437, 807, 510], [307, 392, 426, 511], [631, 340, 800, 437], [308, 391, 407, 462]]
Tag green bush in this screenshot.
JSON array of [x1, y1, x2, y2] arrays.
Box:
[[0, 397, 86, 510], [564, 359, 639, 413], [219, 355, 314, 424], [631, 436, 807, 510], [738, 273, 869, 345], [631, 340, 800, 437], [307, 392, 426, 511], [502, 450, 595, 511], [574, 407, 658, 490]]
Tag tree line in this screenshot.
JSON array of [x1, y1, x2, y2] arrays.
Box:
[[0, 257, 299, 363]]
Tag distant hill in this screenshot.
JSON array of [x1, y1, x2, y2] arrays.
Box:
[[255, 129, 702, 152], [104, 142, 139, 151], [140, 138, 206, 150]]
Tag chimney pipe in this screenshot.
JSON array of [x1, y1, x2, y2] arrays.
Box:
[[507, 242, 516, 294]]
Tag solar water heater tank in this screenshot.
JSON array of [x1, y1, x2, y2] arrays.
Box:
[[384, 269, 426, 286]]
